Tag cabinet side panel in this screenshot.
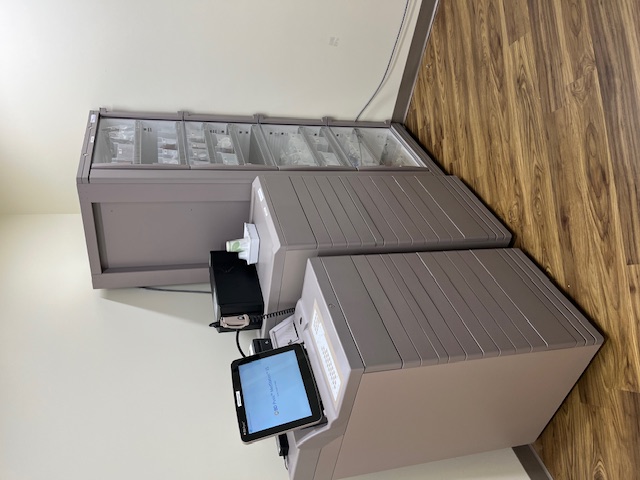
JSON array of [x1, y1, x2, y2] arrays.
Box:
[[77, 184, 103, 277], [92, 267, 209, 289], [94, 201, 249, 269], [334, 345, 600, 479]]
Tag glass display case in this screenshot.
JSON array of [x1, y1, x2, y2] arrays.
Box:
[[329, 126, 421, 168], [185, 122, 275, 169], [259, 124, 354, 170], [93, 118, 186, 168]]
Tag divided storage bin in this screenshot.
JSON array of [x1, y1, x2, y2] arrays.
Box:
[[185, 122, 274, 169], [330, 126, 421, 168], [93, 118, 187, 168], [259, 124, 353, 169]]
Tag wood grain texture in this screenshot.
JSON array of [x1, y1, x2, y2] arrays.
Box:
[[406, 0, 640, 478]]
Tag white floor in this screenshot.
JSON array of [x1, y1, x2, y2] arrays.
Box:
[[0, 214, 531, 480]]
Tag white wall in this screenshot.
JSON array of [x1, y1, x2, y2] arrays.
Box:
[[0, 214, 531, 480], [0, 0, 423, 215]]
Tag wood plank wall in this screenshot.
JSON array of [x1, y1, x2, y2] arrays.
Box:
[[405, 0, 640, 478]]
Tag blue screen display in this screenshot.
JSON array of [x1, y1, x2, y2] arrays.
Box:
[[238, 350, 312, 434]]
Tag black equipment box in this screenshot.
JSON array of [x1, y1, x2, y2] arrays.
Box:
[[209, 251, 264, 332]]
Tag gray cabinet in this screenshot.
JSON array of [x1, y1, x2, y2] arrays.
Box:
[[277, 249, 602, 479], [250, 173, 512, 324], [76, 109, 441, 289]]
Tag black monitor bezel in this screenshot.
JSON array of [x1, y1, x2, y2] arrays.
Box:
[[230, 343, 323, 444]]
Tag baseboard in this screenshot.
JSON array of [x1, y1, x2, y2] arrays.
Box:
[[513, 445, 554, 480]]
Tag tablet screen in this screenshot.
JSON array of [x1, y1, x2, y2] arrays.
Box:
[[231, 344, 323, 443]]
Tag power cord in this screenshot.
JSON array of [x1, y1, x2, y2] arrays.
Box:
[[236, 330, 246, 358], [218, 307, 297, 358], [139, 284, 286, 360], [249, 307, 296, 325], [209, 307, 296, 330], [355, 0, 410, 121]]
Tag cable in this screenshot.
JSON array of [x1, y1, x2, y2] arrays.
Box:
[[355, 0, 410, 122], [236, 330, 246, 357], [209, 307, 296, 329], [248, 307, 296, 325], [140, 286, 211, 294]]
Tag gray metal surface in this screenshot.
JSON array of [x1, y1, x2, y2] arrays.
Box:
[[94, 201, 247, 269], [351, 256, 421, 368], [471, 250, 579, 349], [282, 258, 365, 480], [415, 176, 491, 243], [183, 111, 257, 124], [320, 256, 402, 372], [379, 254, 446, 364], [402, 175, 461, 244], [308, 249, 601, 369], [391, 176, 445, 243], [418, 253, 500, 358], [282, 249, 602, 479], [372, 176, 425, 243], [252, 172, 513, 313], [355, 176, 413, 248], [461, 251, 548, 352], [262, 176, 316, 248], [498, 250, 588, 346], [386, 253, 465, 363], [327, 177, 376, 247], [290, 176, 333, 249], [447, 176, 509, 240], [433, 252, 516, 355], [76, 110, 98, 184], [366, 255, 441, 366], [98, 108, 182, 121], [303, 176, 348, 249], [315, 177, 361, 247], [444, 250, 532, 353], [436, 176, 497, 240], [338, 177, 383, 245], [343, 176, 399, 247], [334, 344, 600, 479], [504, 249, 601, 345], [409, 253, 485, 360]]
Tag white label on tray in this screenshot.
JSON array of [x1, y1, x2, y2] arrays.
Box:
[[90, 114, 96, 123], [311, 301, 342, 404], [258, 188, 264, 202], [263, 205, 269, 217]]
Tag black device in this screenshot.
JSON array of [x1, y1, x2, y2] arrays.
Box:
[[276, 433, 289, 457], [252, 338, 273, 354], [230, 344, 324, 444], [209, 251, 264, 332]]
